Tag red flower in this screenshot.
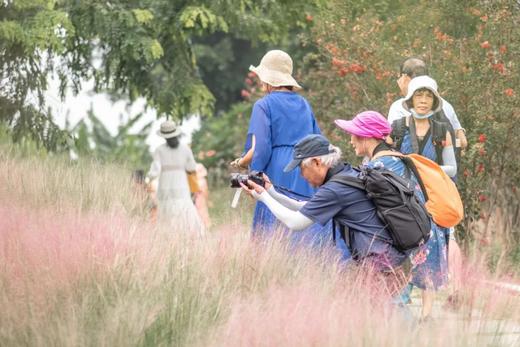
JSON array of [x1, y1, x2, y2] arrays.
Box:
[[477, 163, 485, 173], [478, 134, 487, 143], [505, 88, 515, 97], [338, 67, 349, 77], [478, 194, 487, 202], [349, 63, 366, 74], [240, 89, 251, 99], [492, 63, 505, 74], [331, 57, 345, 67], [480, 41, 491, 49], [305, 14, 313, 22], [480, 15, 488, 22], [499, 45, 507, 54]]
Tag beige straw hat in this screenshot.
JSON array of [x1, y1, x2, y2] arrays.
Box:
[[249, 50, 302, 90], [157, 120, 182, 138]]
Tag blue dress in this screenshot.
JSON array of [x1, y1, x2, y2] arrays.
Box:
[[244, 91, 327, 247], [398, 132, 450, 290]]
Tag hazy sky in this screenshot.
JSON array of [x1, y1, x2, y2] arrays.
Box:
[[45, 76, 200, 152]]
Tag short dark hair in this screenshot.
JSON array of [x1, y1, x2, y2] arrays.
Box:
[[400, 57, 428, 78], [166, 137, 180, 149]]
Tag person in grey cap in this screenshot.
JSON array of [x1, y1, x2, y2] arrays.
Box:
[[240, 134, 413, 293]]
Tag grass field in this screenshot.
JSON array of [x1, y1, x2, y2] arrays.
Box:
[[1, 144, 519, 346]]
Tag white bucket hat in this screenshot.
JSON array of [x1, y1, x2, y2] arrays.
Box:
[[249, 50, 302, 90], [403, 75, 443, 112], [157, 120, 182, 138]]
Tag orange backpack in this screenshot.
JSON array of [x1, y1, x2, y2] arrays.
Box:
[[400, 153, 464, 228], [374, 150, 464, 227]]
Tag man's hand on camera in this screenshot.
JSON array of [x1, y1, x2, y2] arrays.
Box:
[[261, 173, 273, 190], [240, 179, 265, 200]]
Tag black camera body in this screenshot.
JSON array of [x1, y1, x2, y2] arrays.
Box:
[[230, 170, 266, 189]]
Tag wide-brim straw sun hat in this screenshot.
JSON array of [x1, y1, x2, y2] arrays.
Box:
[[249, 50, 302, 90], [335, 111, 392, 140], [157, 120, 182, 138], [403, 75, 443, 112]]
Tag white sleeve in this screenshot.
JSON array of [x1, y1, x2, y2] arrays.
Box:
[[387, 99, 410, 125], [184, 145, 197, 172], [440, 146, 457, 177], [148, 149, 161, 179], [257, 191, 314, 230], [442, 100, 462, 130], [267, 186, 307, 211]]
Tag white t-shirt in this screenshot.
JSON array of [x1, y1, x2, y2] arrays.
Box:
[[387, 97, 462, 130]]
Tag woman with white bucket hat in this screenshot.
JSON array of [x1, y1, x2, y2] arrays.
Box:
[[231, 50, 324, 244], [148, 120, 203, 234]]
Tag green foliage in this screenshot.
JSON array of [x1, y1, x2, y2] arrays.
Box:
[[304, 0, 520, 243], [0, 1, 73, 152], [192, 102, 251, 182], [1, 0, 319, 153], [70, 107, 152, 170]]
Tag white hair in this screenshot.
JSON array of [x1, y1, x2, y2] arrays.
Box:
[[301, 144, 342, 168]]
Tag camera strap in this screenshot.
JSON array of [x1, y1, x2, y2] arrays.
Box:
[[231, 189, 242, 208]]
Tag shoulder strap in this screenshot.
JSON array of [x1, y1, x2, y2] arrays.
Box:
[[399, 156, 429, 202], [408, 117, 420, 154], [390, 118, 408, 150], [430, 118, 448, 165], [328, 175, 365, 191]]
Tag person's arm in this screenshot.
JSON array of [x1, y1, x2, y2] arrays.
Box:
[[184, 144, 197, 174], [267, 186, 307, 211], [443, 101, 468, 149], [456, 129, 467, 149], [257, 191, 314, 230], [148, 149, 161, 179], [440, 131, 457, 177], [231, 135, 255, 168]]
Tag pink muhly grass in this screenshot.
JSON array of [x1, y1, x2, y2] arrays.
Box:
[[207, 275, 400, 347], [0, 204, 142, 308]]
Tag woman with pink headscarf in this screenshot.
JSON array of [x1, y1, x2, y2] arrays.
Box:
[[335, 111, 448, 322]]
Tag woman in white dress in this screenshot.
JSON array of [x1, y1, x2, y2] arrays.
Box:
[[148, 120, 203, 234]]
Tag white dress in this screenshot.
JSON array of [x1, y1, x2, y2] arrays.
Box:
[[148, 143, 203, 234]]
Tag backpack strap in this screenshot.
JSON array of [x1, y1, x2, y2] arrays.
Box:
[[332, 220, 355, 258], [390, 118, 407, 150], [408, 117, 421, 154], [398, 156, 430, 202]]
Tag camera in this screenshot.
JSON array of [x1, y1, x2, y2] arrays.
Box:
[[230, 170, 266, 189]]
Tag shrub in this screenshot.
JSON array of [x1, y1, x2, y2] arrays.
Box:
[[302, 0, 520, 245]]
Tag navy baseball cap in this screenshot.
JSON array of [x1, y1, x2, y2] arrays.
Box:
[[284, 134, 333, 172]]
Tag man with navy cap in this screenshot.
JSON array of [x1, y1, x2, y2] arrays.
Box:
[[241, 134, 411, 282]]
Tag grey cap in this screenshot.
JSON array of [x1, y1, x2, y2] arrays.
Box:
[[284, 134, 333, 172]]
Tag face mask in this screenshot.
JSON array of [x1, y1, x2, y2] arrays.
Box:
[[410, 108, 433, 119]]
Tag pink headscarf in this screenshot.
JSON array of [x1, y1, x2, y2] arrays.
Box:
[[334, 111, 392, 140]]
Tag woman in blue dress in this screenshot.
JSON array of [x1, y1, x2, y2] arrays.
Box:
[[335, 109, 452, 320], [231, 50, 325, 246]]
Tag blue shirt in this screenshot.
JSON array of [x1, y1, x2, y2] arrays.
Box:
[[299, 164, 408, 269], [244, 91, 327, 246], [244, 91, 320, 196]]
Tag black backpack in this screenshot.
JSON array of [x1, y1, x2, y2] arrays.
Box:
[[329, 166, 431, 252], [391, 110, 457, 166]]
